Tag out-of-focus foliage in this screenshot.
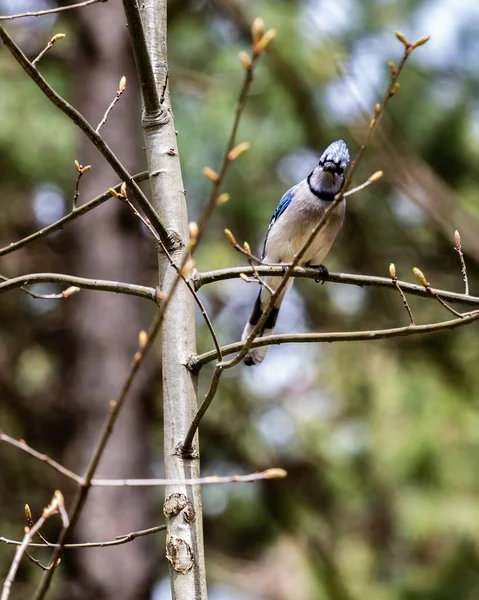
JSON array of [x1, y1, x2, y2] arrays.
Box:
[[1, 0, 479, 598]]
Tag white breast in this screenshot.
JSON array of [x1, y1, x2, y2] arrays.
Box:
[[264, 183, 345, 265]]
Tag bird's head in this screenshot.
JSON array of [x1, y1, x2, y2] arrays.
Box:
[[318, 139, 350, 174], [309, 139, 350, 199]]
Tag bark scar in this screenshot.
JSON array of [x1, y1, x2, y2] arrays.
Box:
[[166, 534, 194, 574]]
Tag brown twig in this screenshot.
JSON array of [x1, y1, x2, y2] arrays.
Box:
[[192, 266, 479, 307], [95, 76, 127, 133], [72, 160, 91, 208], [91, 467, 287, 486], [1, 492, 67, 600], [454, 230, 469, 296], [0, 25, 173, 250], [190, 310, 479, 370], [413, 267, 464, 319], [0, 0, 105, 21], [0, 172, 148, 258], [32, 33, 65, 67], [0, 524, 166, 550], [389, 263, 415, 325], [195, 21, 275, 246], [0, 273, 156, 302], [0, 433, 83, 484]]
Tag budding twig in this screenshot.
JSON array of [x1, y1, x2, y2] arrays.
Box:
[[73, 160, 91, 208], [1, 492, 67, 600], [454, 230, 469, 296], [389, 263, 415, 325], [413, 267, 464, 318], [195, 16, 276, 247], [32, 34, 65, 68], [96, 76, 127, 133], [0, 0, 104, 21]]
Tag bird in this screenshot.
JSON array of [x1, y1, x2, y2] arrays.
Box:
[[242, 139, 350, 366]]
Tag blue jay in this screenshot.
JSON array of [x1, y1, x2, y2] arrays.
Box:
[[242, 140, 350, 366]]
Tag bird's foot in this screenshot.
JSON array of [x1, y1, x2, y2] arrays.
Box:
[[307, 263, 329, 284]]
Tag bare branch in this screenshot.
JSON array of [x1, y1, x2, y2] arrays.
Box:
[[192, 266, 479, 307], [1, 524, 166, 551], [389, 264, 415, 326], [454, 230, 469, 296], [0, 172, 148, 259], [95, 76, 127, 133], [32, 33, 66, 67], [195, 31, 271, 246], [0, 273, 156, 302], [91, 467, 287, 486], [190, 310, 479, 371], [0, 0, 105, 21], [2, 492, 67, 600], [0, 25, 174, 250], [0, 433, 83, 485]]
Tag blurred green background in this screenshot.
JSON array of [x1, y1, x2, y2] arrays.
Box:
[[1, 0, 479, 599]]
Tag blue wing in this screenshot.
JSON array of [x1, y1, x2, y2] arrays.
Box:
[[262, 186, 296, 258]]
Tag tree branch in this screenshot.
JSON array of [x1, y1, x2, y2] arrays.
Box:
[[0, 0, 105, 21], [0, 25, 174, 250], [0, 273, 156, 301], [0, 172, 148, 259], [190, 310, 479, 371], [1, 525, 166, 550], [192, 266, 479, 307]]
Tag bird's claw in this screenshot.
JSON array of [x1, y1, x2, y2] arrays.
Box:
[[308, 264, 329, 284]]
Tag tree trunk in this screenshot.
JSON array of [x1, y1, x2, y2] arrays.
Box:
[[122, 0, 208, 597]]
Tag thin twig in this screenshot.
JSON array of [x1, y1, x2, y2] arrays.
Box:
[[24, 551, 50, 572], [91, 467, 287, 486], [0, 0, 104, 21], [454, 230, 469, 296], [0, 524, 166, 550], [32, 33, 65, 67], [0, 25, 174, 249], [0, 431, 285, 486], [0, 172, 148, 259], [0, 433, 83, 484], [95, 77, 127, 133], [194, 37, 267, 246], [1, 492, 67, 600], [72, 161, 91, 209], [190, 310, 479, 370], [389, 264, 415, 325], [0, 273, 156, 301], [0, 275, 80, 301]]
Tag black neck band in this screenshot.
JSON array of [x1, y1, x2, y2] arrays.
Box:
[[307, 173, 337, 201]]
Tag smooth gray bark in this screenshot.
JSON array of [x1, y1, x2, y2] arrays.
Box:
[[123, 1, 208, 598]]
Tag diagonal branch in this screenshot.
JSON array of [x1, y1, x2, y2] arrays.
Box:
[[0, 172, 148, 259], [0, 25, 174, 250]]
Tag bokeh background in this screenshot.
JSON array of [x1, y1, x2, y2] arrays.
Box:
[[1, 0, 479, 598]]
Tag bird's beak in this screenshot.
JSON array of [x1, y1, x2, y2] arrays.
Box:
[[322, 161, 336, 173]]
